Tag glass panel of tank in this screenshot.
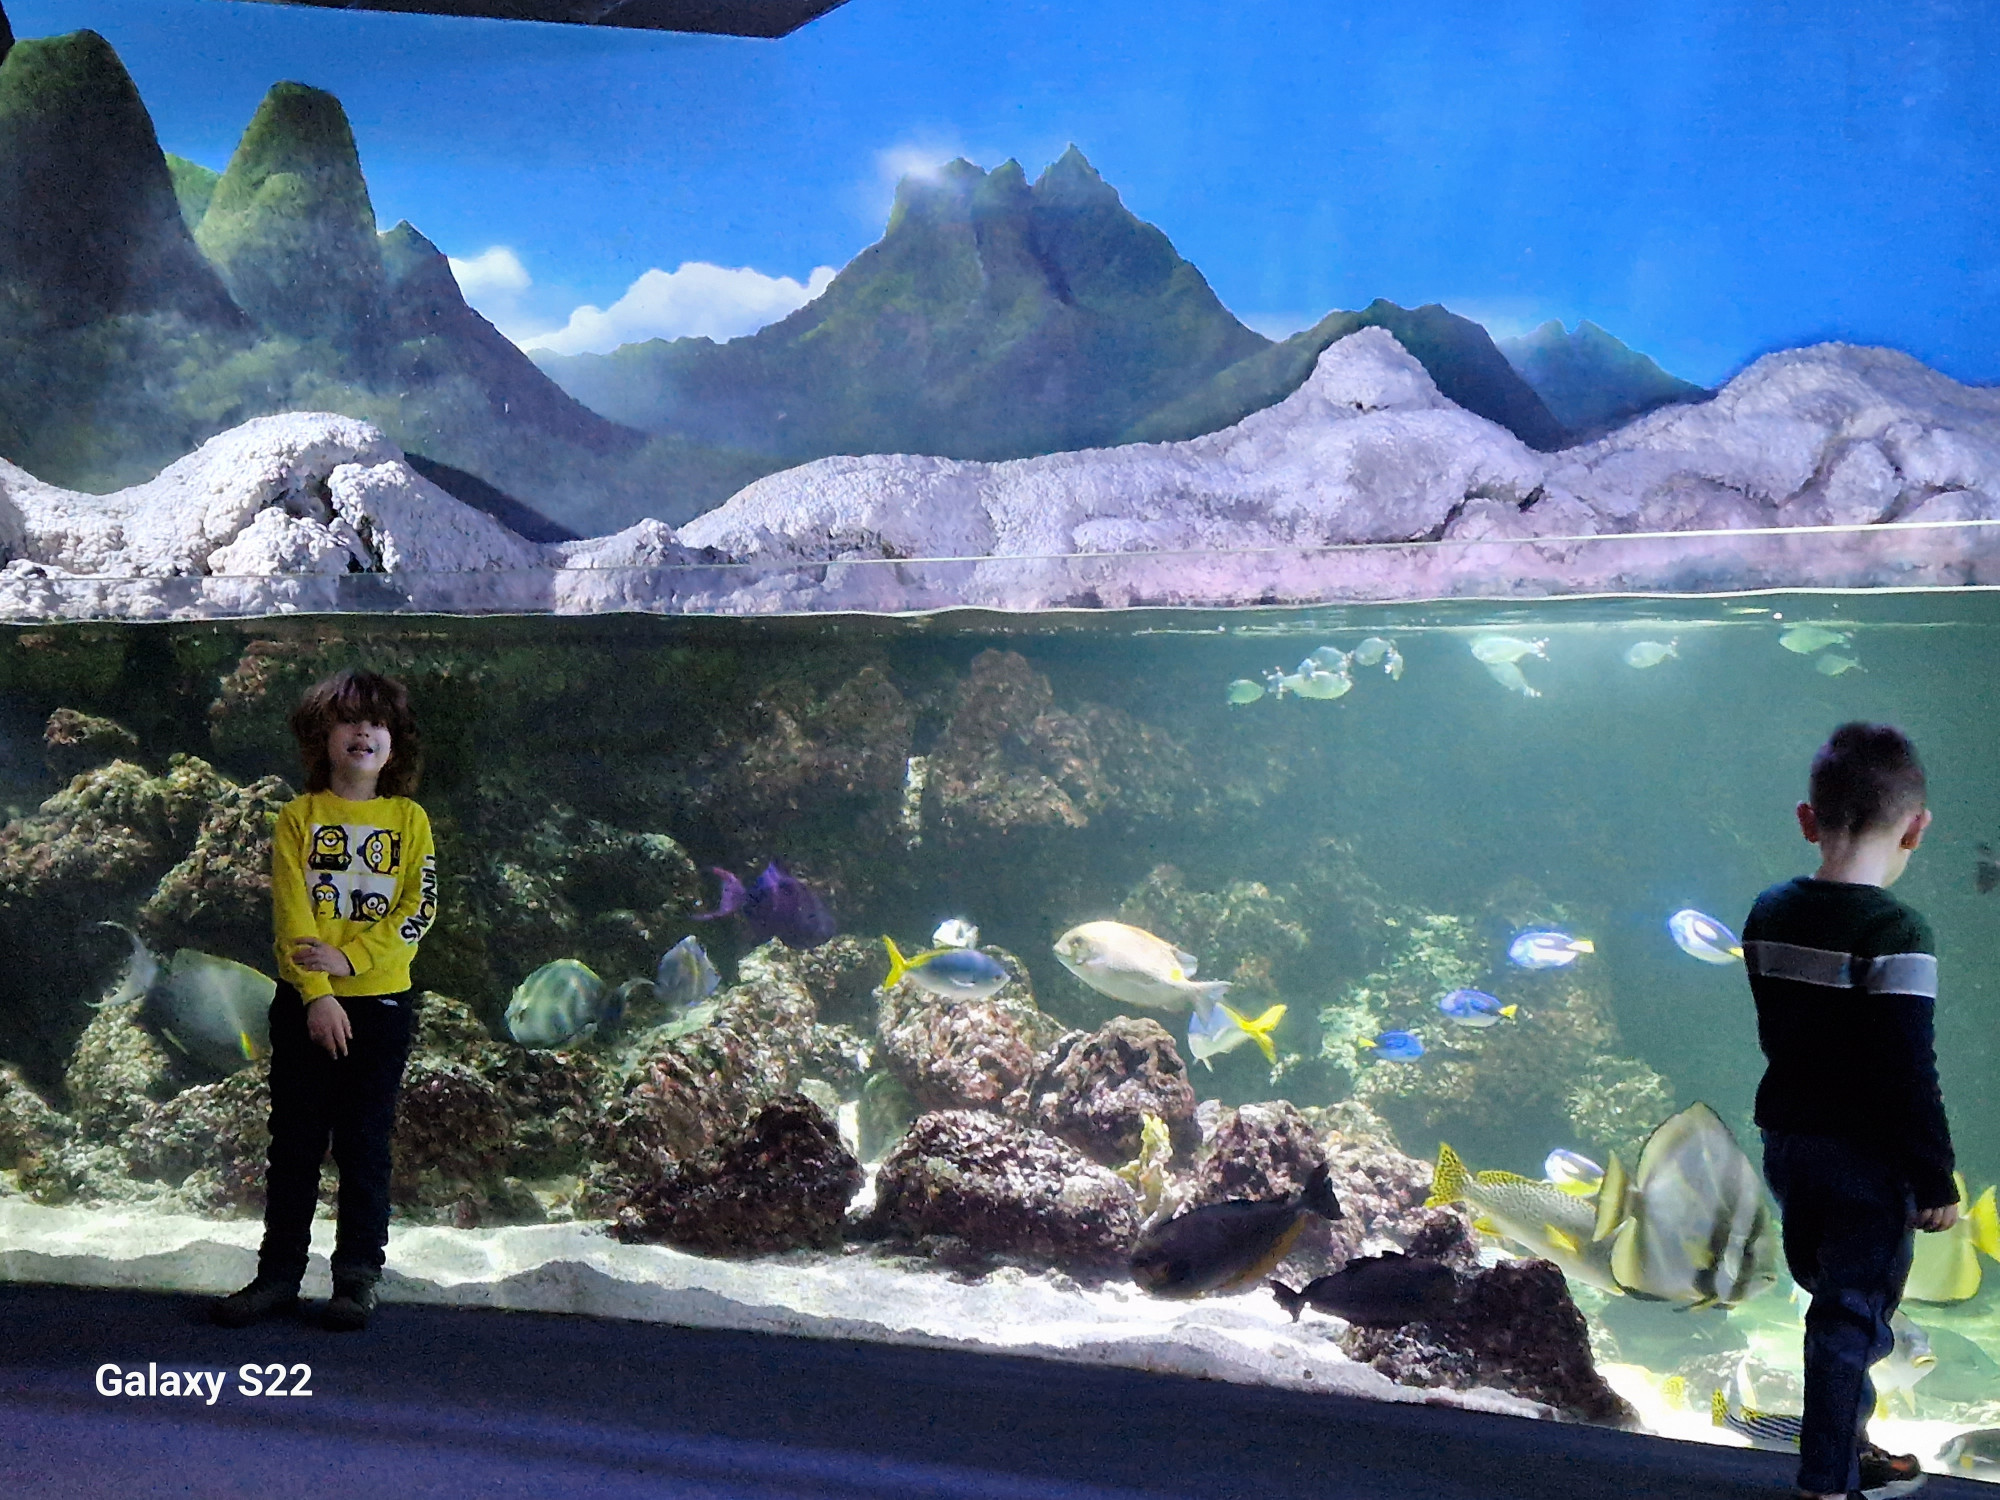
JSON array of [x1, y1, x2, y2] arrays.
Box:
[[1, 591, 1998, 1475]]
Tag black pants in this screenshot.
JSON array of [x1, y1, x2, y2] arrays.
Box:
[[257, 983, 414, 1287], [1762, 1130, 1916, 1496]]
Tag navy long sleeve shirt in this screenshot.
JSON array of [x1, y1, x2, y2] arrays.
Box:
[[1744, 876, 1957, 1210]]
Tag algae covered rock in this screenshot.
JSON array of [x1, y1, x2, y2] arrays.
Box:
[[607, 1093, 862, 1255], [863, 1109, 1140, 1269], [1310, 1100, 1478, 1273], [877, 945, 1067, 1116], [122, 1065, 270, 1213], [139, 770, 291, 951], [1341, 1257, 1638, 1425], [1563, 1055, 1678, 1165], [42, 708, 138, 781], [63, 995, 181, 1140], [0, 1064, 71, 1172], [1115, 864, 1310, 1007], [1027, 1015, 1199, 1165]]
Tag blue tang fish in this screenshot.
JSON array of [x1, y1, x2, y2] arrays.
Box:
[[694, 862, 837, 950], [1187, 1002, 1287, 1069], [1543, 1148, 1605, 1194], [1359, 1029, 1425, 1062], [1667, 909, 1743, 964], [1436, 988, 1517, 1028], [1507, 930, 1594, 969], [881, 936, 1009, 999]]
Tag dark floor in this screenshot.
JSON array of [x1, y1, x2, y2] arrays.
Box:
[[0, 1281, 1988, 1500]]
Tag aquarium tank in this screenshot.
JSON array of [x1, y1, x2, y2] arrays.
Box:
[[3, 0, 2000, 1482]]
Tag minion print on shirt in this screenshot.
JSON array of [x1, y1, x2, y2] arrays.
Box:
[[306, 822, 399, 927]]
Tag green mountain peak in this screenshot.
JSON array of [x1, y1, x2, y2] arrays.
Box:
[[196, 80, 388, 347], [1496, 318, 1705, 438], [0, 30, 240, 331]]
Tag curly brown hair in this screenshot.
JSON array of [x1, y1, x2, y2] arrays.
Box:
[[289, 669, 423, 797]]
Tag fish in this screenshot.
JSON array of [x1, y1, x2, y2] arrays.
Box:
[[99, 923, 275, 1075], [1924, 1327, 2000, 1403], [1270, 1252, 1458, 1326], [1607, 1102, 1779, 1310], [1470, 634, 1548, 665], [932, 918, 980, 948], [881, 936, 1010, 1000], [1264, 668, 1307, 698], [1186, 1001, 1287, 1069], [1383, 647, 1405, 681], [1778, 624, 1847, 654], [1873, 1311, 1938, 1413], [1225, 679, 1265, 705], [1290, 667, 1354, 700], [1351, 638, 1393, 667], [1903, 1175, 2000, 1303], [1508, 930, 1594, 969], [506, 958, 619, 1047], [1436, 988, 1517, 1028], [1623, 640, 1678, 668], [1938, 1427, 2000, 1476], [653, 935, 720, 1015], [1303, 646, 1351, 673], [1668, 909, 1743, 964], [1814, 652, 1863, 676], [1544, 1149, 1605, 1195], [1978, 844, 2000, 895], [1052, 920, 1231, 1021], [1711, 1384, 1800, 1451], [1359, 1029, 1424, 1062], [1484, 661, 1542, 698], [1427, 1140, 1628, 1293], [693, 861, 837, 950], [1130, 1162, 1343, 1298]]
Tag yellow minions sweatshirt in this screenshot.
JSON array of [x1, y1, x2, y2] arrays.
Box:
[[271, 790, 437, 1001]]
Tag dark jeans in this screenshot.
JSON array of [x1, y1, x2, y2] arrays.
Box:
[[257, 983, 414, 1288], [1761, 1130, 1916, 1495]]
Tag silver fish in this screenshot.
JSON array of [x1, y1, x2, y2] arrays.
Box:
[[100, 922, 274, 1075], [1470, 634, 1548, 664], [654, 936, 720, 1015], [506, 958, 618, 1047], [1350, 638, 1393, 667], [1623, 639, 1678, 668], [1607, 1102, 1779, 1310], [1485, 660, 1542, 698]]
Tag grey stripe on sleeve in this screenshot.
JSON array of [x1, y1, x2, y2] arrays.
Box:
[[1743, 940, 1938, 998]]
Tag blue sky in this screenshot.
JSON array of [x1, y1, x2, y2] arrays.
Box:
[[7, 0, 1997, 385]]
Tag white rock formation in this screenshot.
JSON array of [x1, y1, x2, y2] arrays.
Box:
[[677, 328, 1547, 560], [0, 334, 1997, 620], [0, 1198, 1546, 1417]]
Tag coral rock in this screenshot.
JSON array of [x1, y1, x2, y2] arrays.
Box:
[[877, 946, 1067, 1116], [139, 770, 291, 950], [1027, 1015, 1199, 1165], [62, 998, 181, 1140], [1342, 1257, 1638, 1424], [864, 1110, 1140, 1268], [122, 1066, 270, 1213], [1188, 1100, 1335, 1277], [42, 708, 138, 782], [608, 1094, 862, 1255], [0, 1064, 71, 1171]]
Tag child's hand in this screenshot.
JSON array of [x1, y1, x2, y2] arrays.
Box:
[[1916, 1202, 1961, 1233], [305, 995, 352, 1058], [291, 938, 354, 977]]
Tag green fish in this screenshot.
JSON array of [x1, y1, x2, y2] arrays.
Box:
[[1351, 637, 1395, 668], [1290, 668, 1353, 700], [1623, 639, 1678, 668], [1470, 634, 1548, 665], [1778, 624, 1848, 654], [1485, 660, 1542, 698], [1225, 679, 1265, 705], [1814, 653, 1863, 676], [101, 922, 274, 1075], [1607, 1102, 1779, 1310], [505, 958, 618, 1047], [1427, 1141, 1628, 1293]]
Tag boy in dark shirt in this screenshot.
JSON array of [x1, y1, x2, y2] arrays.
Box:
[[1746, 722, 1956, 1500]]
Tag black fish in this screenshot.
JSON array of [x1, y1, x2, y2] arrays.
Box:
[[1978, 843, 1999, 895], [1130, 1163, 1342, 1299], [694, 862, 837, 950], [1270, 1251, 1459, 1326]]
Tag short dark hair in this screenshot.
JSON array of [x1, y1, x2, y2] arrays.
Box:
[[290, 669, 423, 797], [1809, 721, 1924, 837]]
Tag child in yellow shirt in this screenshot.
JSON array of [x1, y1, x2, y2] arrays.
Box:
[[211, 668, 436, 1333]]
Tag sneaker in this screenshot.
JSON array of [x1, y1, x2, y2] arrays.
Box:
[[1858, 1442, 1926, 1498], [209, 1276, 299, 1328], [322, 1277, 379, 1333]]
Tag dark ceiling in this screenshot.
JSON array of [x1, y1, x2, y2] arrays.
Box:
[[230, 0, 851, 38]]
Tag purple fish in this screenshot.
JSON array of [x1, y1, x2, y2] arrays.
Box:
[[693, 862, 837, 950]]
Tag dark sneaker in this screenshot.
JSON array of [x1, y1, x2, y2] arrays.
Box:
[[1858, 1442, 1926, 1498], [209, 1276, 299, 1328], [322, 1277, 379, 1333]]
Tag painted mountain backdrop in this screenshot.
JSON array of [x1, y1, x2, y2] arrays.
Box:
[[0, 20, 1707, 539]]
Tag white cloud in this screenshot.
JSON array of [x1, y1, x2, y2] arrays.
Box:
[[520, 262, 838, 357], [447, 246, 531, 301]]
